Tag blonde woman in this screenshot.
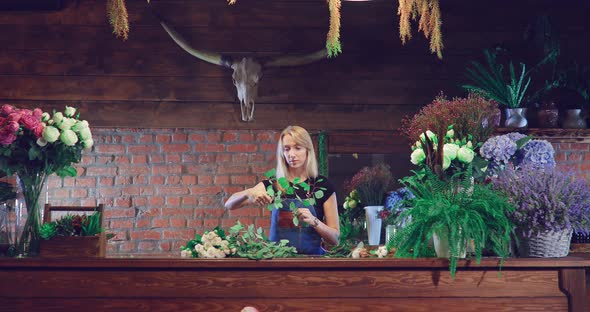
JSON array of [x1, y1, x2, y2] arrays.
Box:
[[225, 125, 339, 254]]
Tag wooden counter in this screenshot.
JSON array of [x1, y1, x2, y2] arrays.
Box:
[[0, 256, 589, 312]]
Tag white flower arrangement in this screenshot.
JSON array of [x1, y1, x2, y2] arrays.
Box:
[[180, 228, 236, 259]]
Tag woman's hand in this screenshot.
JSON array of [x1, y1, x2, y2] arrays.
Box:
[[248, 189, 272, 206], [296, 208, 318, 227]]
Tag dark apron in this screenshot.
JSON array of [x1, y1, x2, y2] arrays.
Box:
[[269, 198, 324, 255]]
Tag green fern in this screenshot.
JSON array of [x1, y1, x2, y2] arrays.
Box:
[[392, 169, 515, 278]]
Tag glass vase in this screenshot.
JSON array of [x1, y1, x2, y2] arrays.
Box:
[[14, 172, 48, 256]]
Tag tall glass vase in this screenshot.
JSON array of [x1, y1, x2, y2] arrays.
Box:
[[15, 171, 48, 256]]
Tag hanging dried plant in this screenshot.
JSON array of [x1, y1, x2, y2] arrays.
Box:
[[111, 0, 443, 59], [326, 0, 342, 57], [107, 0, 129, 41], [398, 0, 443, 59]]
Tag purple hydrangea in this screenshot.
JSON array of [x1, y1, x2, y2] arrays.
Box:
[[385, 187, 414, 212], [515, 139, 556, 169], [480, 135, 517, 164], [505, 132, 527, 143]]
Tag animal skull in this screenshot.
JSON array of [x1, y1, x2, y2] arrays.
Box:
[[231, 58, 261, 122], [158, 17, 326, 122]]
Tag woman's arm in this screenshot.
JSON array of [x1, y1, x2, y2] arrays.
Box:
[[298, 192, 340, 245], [224, 182, 271, 210]]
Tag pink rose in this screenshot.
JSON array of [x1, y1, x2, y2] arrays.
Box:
[[21, 114, 41, 132], [33, 108, 43, 119], [0, 129, 17, 145], [33, 124, 44, 138], [1, 104, 15, 116], [7, 112, 22, 122], [20, 109, 32, 116], [7, 120, 19, 132]]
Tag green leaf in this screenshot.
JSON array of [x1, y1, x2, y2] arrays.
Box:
[[292, 216, 299, 226], [314, 190, 324, 199], [266, 185, 275, 197], [264, 168, 276, 179], [56, 166, 77, 178], [300, 181, 311, 192], [28, 145, 42, 161], [278, 177, 290, 189]]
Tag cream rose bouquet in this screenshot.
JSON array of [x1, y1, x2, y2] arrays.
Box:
[[0, 104, 93, 255], [409, 126, 487, 182], [181, 227, 236, 259]]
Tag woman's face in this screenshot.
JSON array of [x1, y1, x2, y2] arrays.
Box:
[[282, 134, 307, 169]]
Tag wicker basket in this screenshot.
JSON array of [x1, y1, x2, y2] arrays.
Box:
[[517, 229, 573, 258]]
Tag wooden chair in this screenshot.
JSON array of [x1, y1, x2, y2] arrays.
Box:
[[42, 204, 106, 258]]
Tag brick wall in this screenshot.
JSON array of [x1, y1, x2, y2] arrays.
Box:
[[43, 128, 590, 256], [45, 128, 280, 255]]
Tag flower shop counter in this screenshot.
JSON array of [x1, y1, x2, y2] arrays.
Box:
[[0, 256, 589, 312]]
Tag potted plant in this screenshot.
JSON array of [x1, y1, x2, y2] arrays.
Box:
[[462, 48, 532, 128], [391, 169, 515, 278], [39, 212, 107, 258], [492, 165, 590, 257], [344, 163, 393, 245]]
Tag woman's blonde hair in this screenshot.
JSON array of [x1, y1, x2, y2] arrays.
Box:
[[275, 125, 318, 180]]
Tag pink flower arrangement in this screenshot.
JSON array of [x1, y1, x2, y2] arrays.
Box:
[[0, 104, 94, 255], [0, 106, 45, 145]]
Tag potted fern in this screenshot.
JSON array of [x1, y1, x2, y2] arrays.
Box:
[[390, 169, 515, 278]]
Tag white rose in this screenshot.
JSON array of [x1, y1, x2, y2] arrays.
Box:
[[445, 129, 454, 138], [442, 155, 451, 170], [82, 138, 94, 150], [64, 106, 76, 117], [79, 128, 92, 140], [180, 249, 192, 258], [58, 117, 77, 131], [72, 120, 89, 132], [443, 143, 459, 160], [457, 146, 475, 164], [351, 248, 361, 258], [41, 112, 50, 122], [410, 148, 426, 165], [419, 130, 437, 144], [376, 246, 388, 258], [42, 126, 60, 143], [59, 129, 79, 146], [52, 112, 63, 125]]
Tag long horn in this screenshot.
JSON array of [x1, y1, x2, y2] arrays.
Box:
[[157, 18, 232, 68], [264, 49, 327, 67]]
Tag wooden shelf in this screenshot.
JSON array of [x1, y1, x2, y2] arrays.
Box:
[[495, 128, 590, 143]]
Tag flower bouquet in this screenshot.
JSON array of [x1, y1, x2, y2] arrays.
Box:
[[181, 221, 297, 260], [409, 127, 487, 182], [0, 105, 93, 255]]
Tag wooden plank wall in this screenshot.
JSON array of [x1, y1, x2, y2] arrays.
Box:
[[0, 0, 588, 131]]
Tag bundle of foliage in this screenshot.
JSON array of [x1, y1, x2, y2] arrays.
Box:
[[181, 221, 297, 260], [39, 212, 104, 240], [492, 165, 590, 238], [228, 221, 297, 260], [391, 169, 515, 278], [264, 168, 327, 227], [345, 163, 393, 207]]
